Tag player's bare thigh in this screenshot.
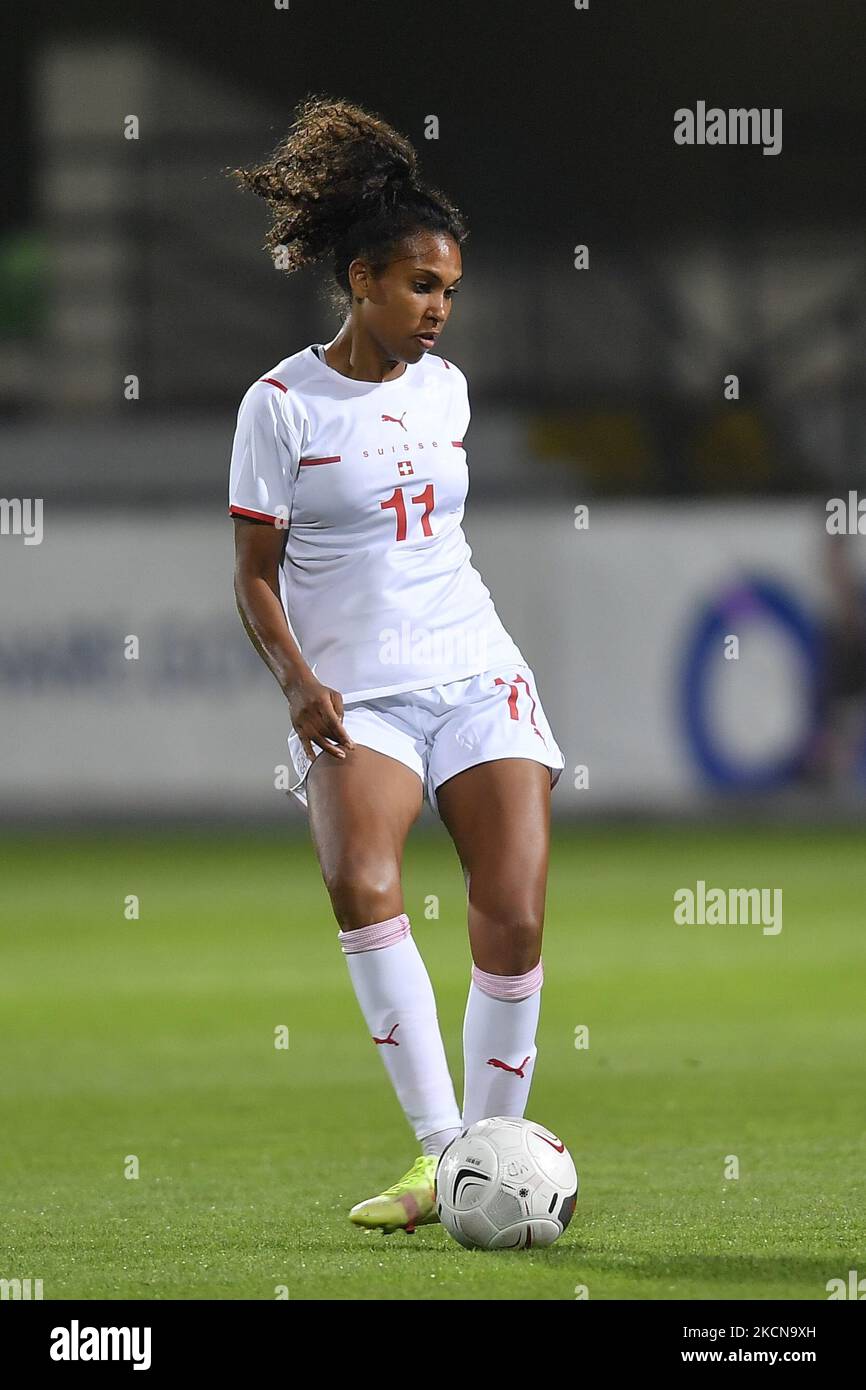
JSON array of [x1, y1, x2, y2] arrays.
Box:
[[436, 758, 552, 974], [306, 744, 425, 931]]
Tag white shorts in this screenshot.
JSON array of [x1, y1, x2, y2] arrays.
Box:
[[286, 663, 566, 820]]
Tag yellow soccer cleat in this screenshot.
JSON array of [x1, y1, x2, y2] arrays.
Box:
[[349, 1154, 440, 1235]]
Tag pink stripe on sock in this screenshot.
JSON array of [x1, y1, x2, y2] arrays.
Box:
[[338, 912, 411, 954], [471, 959, 543, 1001]]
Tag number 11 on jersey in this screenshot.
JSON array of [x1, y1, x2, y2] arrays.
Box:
[[380, 481, 435, 540]]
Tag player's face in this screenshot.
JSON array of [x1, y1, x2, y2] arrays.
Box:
[[360, 233, 463, 363]]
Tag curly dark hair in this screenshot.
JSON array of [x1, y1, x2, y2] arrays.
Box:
[[232, 93, 468, 314]]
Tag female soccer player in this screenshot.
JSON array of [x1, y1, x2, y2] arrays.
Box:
[[229, 95, 565, 1234]]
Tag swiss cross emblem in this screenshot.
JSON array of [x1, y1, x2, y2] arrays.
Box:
[[397, 458, 414, 476]]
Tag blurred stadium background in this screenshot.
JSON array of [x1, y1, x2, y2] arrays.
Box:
[[1, 2, 865, 1302], [2, 3, 865, 825]]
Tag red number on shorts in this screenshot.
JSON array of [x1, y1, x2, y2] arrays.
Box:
[[380, 480, 435, 541], [494, 674, 547, 742], [494, 676, 521, 719]]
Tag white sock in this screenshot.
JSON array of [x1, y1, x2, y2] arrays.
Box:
[[338, 913, 462, 1144], [420, 1126, 463, 1158], [462, 960, 543, 1128]]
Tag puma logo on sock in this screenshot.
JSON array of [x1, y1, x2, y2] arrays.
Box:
[[487, 1055, 530, 1078], [372, 1023, 400, 1046]]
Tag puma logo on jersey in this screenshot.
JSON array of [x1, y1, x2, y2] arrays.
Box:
[[382, 412, 408, 431], [487, 1054, 531, 1078], [372, 1023, 400, 1046]]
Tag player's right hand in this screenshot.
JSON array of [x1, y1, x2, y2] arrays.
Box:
[[285, 673, 356, 762]]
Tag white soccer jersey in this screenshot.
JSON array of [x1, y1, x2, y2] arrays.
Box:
[[228, 343, 526, 704]]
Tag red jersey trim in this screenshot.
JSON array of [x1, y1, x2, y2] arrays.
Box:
[[259, 377, 287, 392], [229, 504, 280, 523], [299, 455, 342, 467]]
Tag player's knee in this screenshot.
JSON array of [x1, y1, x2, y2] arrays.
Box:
[[473, 907, 542, 973], [324, 857, 402, 930]]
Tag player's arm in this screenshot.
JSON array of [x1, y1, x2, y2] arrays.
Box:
[[232, 517, 354, 761]]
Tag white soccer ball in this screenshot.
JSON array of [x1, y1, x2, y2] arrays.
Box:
[[435, 1116, 578, 1249]]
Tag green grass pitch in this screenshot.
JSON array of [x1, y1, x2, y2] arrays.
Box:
[[1, 823, 863, 1300]]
